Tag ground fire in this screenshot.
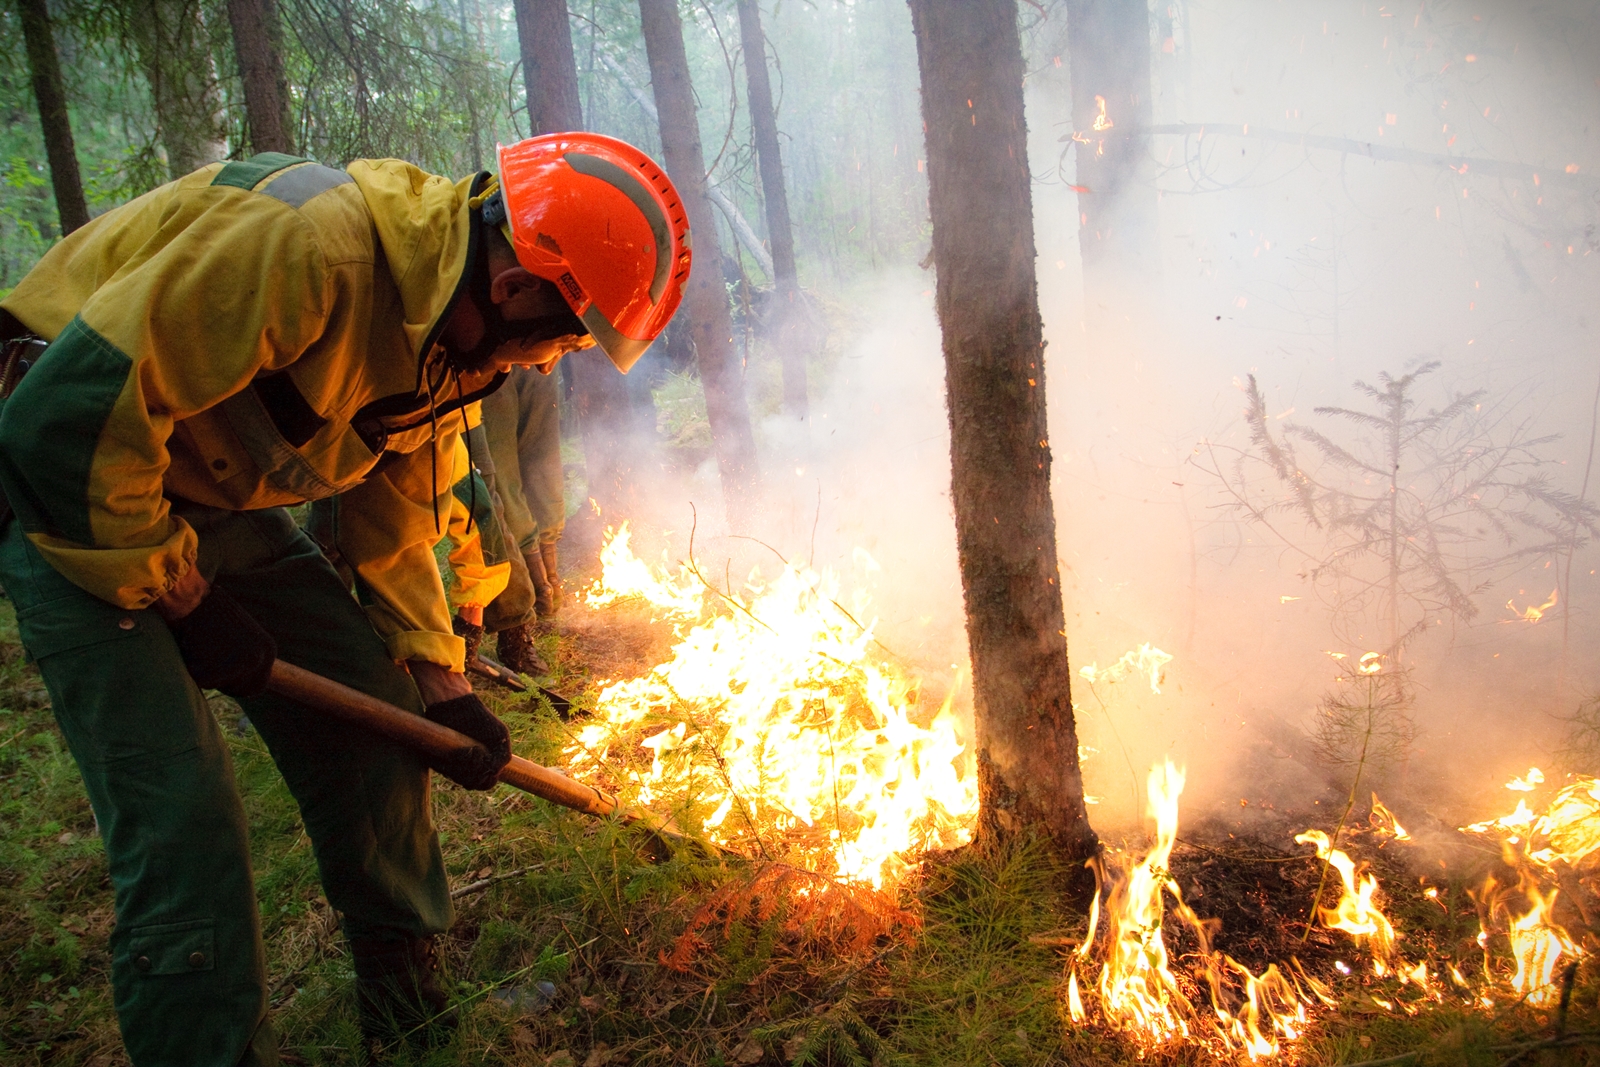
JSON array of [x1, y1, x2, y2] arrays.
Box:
[[572, 526, 1600, 1060], [569, 523, 978, 889]]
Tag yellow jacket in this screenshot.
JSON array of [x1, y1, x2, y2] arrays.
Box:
[[0, 152, 498, 670]]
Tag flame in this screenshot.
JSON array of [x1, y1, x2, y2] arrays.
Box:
[[1505, 588, 1558, 623], [1505, 878, 1576, 1005], [570, 525, 977, 889], [1506, 767, 1545, 792], [1093, 761, 1192, 1042], [1294, 830, 1397, 972], [582, 522, 706, 618], [1071, 763, 1314, 1058], [1369, 794, 1411, 841], [1092, 94, 1114, 131], [1079, 643, 1174, 694], [1461, 772, 1593, 1003], [1463, 772, 1600, 868]]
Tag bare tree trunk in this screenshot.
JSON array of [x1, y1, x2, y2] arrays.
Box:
[[734, 0, 806, 422], [17, 0, 89, 235], [909, 0, 1098, 863], [131, 0, 229, 177], [226, 0, 292, 154], [1064, 0, 1160, 301], [639, 0, 758, 514], [513, 0, 583, 135], [512, 0, 647, 517]]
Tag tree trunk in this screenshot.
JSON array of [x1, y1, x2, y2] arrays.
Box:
[[226, 0, 293, 154], [734, 0, 806, 422], [512, 0, 647, 517], [514, 0, 583, 135], [908, 0, 1098, 863], [1064, 0, 1160, 299], [638, 0, 759, 514], [17, 0, 89, 235], [131, 0, 229, 178]]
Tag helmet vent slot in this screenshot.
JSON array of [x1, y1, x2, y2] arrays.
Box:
[[563, 151, 674, 306]]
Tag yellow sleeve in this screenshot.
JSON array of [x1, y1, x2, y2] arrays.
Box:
[[0, 172, 334, 608], [332, 424, 466, 671]]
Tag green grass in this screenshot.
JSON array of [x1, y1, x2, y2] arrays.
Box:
[[1, 595, 1597, 1066]]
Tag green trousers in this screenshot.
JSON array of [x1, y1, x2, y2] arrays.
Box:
[[461, 424, 537, 634], [0, 504, 453, 1066], [481, 365, 565, 552]]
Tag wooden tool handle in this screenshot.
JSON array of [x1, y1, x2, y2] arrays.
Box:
[[266, 660, 622, 818]]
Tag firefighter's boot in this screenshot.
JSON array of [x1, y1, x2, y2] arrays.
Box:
[[350, 936, 456, 1047], [495, 623, 548, 676]]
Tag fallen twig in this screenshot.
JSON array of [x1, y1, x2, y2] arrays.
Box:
[[451, 864, 546, 899]]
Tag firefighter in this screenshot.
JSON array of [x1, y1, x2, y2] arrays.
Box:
[[481, 360, 567, 621], [0, 134, 686, 1065]]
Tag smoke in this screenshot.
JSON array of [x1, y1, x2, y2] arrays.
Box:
[[598, 0, 1600, 839]]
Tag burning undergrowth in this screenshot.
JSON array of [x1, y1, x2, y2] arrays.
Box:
[[527, 523, 1600, 1063], [1051, 756, 1600, 1063], [566, 523, 978, 890]]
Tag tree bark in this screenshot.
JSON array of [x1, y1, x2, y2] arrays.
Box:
[[908, 0, 1098, 863], [1064, 0, 1160, 298], [131, 0, 229, 178], [226, 0, 293, 154], [638, 0, 758, 514], [512, 0, 647, 517], [17, 0, 89, 235], [513, 0, 583, 135], [734, 0, 806, 422]]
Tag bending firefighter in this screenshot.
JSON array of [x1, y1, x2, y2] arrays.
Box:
[[0, 134, 686, 1065]]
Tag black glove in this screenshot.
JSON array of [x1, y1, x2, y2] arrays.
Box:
[[166, 585, 278, 698], [453, 614, 485, 662], [423, 693, 511, 790]]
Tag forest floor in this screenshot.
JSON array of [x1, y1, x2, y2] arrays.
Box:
[[2, 589, 1599, 1067]]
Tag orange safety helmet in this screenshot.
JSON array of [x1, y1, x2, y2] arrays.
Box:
[[495, 133, 691, 373]]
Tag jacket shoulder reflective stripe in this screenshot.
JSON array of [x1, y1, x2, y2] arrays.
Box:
[[261, 165, 355, 209]]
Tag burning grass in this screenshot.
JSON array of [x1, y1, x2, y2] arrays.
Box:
[[3, 542, 1600, 1064], [566, 523, 977, 889]]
